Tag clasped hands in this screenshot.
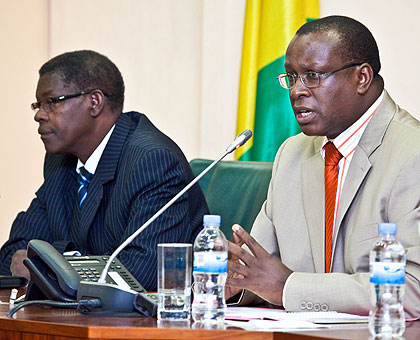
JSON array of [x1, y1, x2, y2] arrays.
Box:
[[226, 224, 293, 306]]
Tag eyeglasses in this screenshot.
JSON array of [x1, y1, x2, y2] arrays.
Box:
[[277, 63, 362, 90], [31, 90, 94, 114]]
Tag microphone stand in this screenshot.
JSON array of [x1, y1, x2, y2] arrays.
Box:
[[76, 129, 252, 316]]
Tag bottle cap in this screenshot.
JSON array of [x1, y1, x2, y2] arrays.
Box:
[[203, 214, 221, 226], [378, 222, 397, 235]]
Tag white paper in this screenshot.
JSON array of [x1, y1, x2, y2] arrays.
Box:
[[225, 319, 328, 331], [226, 307, 368, 324]]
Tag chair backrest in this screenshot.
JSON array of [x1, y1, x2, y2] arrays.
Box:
[[189, 158, 273, 240]]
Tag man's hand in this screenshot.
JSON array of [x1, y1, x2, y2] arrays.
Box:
[[10, 249, 30, 279], [225, 224, 245, 300], [226, 225, 293, 306]]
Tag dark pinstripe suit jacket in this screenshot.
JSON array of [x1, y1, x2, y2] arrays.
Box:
[[0, 112, 208, 290]]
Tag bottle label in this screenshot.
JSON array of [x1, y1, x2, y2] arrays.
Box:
[[370, 262, 405, 284], [193, 251, 227, 273]]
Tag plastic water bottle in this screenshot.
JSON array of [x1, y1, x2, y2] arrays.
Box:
[[369, 222, 406, 338], [192, 215, 228, 323]]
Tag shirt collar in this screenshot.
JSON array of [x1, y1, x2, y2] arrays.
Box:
[[76, 124, 116, 174], [321, 90, 385, 159]]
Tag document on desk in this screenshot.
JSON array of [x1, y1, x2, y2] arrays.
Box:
[[225, 319, 328, 331], [226, 306, 369, 324]]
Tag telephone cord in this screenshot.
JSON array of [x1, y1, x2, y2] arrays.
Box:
[[6, 299, 100, 318]]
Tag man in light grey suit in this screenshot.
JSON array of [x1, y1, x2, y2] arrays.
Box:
[[227, 15, 420, 317]]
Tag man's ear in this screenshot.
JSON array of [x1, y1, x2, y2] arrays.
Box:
[[356, 63, 374, 95], [89, 90, 105, 117]]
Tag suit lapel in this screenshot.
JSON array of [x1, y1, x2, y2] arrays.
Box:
[[332, 91, 396, 258], [78, 114, 132, 249], [302, 136, 325, 272]]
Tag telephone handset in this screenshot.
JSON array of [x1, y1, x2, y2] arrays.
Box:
[[24, 239, 80, 302], [23, 240, 151, 304]]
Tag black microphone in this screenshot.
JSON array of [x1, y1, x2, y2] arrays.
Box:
[[76, 129, 253, 316]]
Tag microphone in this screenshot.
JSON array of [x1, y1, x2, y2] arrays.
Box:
[[76, 129, 252, 316], [226, 129, 252, 153]]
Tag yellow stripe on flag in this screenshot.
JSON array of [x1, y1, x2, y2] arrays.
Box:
[[236, 0, 261, 158]]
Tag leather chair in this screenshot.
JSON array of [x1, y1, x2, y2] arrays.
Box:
[[190, 159, 273, 240]]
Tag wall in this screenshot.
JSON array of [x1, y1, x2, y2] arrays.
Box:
[[0, 0, 48, 246], [320, 0, 420, 117], [0, 0, 419, 247]]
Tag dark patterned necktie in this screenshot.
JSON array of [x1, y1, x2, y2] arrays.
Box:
[[77, 167, 93, 208], [324, 142, 343, 273]]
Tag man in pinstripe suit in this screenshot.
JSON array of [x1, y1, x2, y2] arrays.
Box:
[[0, 50, 208, 291]]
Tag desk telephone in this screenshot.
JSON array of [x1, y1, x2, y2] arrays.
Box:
[[23, 240, 157, 315]]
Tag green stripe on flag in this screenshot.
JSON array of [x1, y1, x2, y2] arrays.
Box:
[[239, 56, 301, 161]]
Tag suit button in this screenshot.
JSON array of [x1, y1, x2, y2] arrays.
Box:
[[299, 301, 306, 310], [321, 304, 329, 312], [306, 301, 313, 310], [313, 303, 321, 312]]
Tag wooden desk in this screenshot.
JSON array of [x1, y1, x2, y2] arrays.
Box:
[[0, 290, 418, 340]]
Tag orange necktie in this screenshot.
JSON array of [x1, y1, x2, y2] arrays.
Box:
[[324, 142, 343, 273]]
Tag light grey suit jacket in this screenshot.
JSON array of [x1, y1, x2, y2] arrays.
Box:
[[250, 91, 420, 317]]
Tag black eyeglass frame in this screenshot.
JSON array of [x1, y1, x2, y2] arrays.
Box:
[[31, 89, 110, 113], [277, 62, 363, 90]]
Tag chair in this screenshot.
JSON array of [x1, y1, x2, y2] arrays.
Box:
[[190, 159, 273, 240]]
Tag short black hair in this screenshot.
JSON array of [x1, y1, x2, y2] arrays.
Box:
[[296, 15, 381, 76], [39, 50, 125, 112]]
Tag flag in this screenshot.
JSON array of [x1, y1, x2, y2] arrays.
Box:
[[235, 0, 319, 161]]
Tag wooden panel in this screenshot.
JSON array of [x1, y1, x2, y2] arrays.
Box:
[[0, 330, 21, 340], [22, 335, 86, 340]]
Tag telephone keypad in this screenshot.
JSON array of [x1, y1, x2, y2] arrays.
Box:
[[75, 268, 101, 281], [66, 255, 145, 293]]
